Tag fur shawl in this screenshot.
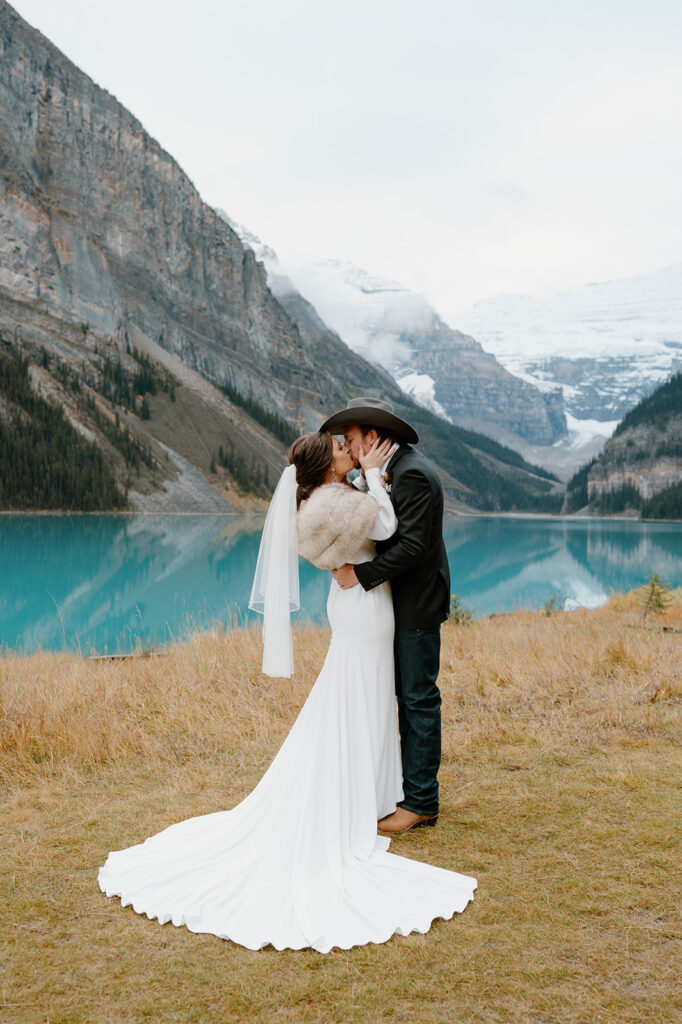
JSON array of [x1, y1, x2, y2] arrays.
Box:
[[297, 483, 378, 570]]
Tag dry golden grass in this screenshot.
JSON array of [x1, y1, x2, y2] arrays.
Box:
[[1, 589, 681, 1024]]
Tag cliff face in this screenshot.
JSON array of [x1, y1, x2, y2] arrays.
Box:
[[402, 319, 566, 446], [0, 0, 357, 427]]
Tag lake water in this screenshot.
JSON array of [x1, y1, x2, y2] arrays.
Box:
[[1, 513, 681, 656]]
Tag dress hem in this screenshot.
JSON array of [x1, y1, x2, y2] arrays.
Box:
[[98, 877, 477, 955]]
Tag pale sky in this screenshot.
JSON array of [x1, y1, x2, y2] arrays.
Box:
[[10, 0, 682, 318]]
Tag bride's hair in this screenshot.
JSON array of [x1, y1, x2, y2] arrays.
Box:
[[288, 431, 334, 508]]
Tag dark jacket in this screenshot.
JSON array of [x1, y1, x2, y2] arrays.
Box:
[[354, 445, 451, 629]]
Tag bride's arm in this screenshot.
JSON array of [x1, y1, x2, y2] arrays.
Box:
[[365, 467, 397, 541]]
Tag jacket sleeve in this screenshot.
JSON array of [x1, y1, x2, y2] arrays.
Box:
[[354, 467, 434, 591]]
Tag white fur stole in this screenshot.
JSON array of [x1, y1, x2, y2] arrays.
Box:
[[297, 483, 378, 570]]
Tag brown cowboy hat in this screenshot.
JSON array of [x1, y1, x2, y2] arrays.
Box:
[[319, 397, 418, 444]]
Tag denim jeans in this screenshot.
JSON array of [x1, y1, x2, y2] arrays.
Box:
[[394, 626, 442, 816]]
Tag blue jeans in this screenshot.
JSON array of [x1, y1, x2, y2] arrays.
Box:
[[394, 626, 441, 816]]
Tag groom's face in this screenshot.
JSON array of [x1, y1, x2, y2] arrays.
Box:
[[343, 424, 374, 468]]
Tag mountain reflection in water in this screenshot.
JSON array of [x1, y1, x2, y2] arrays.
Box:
[[1, 514, 680, 655]]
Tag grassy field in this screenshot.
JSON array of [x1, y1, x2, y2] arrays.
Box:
[[1, 589, 681, 1024]]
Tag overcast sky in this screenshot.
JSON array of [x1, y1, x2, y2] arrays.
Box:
[[11, 0, 682, 317]]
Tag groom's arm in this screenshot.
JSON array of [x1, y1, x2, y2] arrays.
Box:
[[352, 468, 434, 592]]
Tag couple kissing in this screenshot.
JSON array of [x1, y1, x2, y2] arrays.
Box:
[[99, 396, 475, 955]]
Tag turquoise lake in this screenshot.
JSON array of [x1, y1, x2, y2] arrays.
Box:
[[1, 514, 681, 655]]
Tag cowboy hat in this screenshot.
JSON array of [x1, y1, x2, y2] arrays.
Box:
[[319, 397, 418, 444]]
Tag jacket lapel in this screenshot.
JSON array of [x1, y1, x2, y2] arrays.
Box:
[[387, 444, 411, 475], [383, 444, 411, 513]]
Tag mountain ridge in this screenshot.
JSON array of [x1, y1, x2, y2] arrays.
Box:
[[564, 371, 682, 518]]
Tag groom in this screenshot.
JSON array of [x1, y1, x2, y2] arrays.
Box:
[[320, 397, 451, 836]]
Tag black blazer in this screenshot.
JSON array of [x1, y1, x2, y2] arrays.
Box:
[[354, 445, 451, 629]]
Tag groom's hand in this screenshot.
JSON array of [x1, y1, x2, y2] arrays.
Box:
[[333, 564, 359, 589]]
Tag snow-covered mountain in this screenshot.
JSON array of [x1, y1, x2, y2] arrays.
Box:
[[217, 231, 567, 447], [454, 263, 682, 422], [223, 218, 682, 478], [288, 260, 568, 446]]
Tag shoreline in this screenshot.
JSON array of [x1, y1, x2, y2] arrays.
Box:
[[2, 508, 681, 524], [4, 586, 681, 662], [0, 509, 250, 518], [447, 509, 682, 524]]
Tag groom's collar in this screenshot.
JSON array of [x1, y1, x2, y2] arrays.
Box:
[[386, 443, 411, 474]]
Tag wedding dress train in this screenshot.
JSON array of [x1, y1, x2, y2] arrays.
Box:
[[98, 475, 477, 953]]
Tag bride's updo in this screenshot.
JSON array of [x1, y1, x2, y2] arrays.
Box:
[[288, 431, 334, 508]]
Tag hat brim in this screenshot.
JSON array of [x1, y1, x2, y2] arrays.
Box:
[[319, 406, 418, 445]]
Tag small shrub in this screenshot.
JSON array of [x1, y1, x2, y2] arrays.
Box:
[[449, 594, 474, 625], [641, 573, 673, 619], [543, 592, 564, 616]]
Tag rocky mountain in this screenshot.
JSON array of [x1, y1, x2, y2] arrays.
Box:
[[455, 264, 682, 426], [264, 256, 567, 447], [0, 0, 561, 513], [564, 372, 682, 518], [226, 223, 627, 484], [0, 1, 347, 426]]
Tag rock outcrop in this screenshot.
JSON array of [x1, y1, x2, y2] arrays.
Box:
[[586, 421, 682, 506], [404, 321, 566, 445]]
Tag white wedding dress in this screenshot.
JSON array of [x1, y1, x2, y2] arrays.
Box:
[[98, 470, 477, 953]]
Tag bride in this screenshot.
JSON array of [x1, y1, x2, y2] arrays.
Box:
[[98, 429, 477, 953]]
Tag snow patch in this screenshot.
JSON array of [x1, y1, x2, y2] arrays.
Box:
[[562, 413, 619, 448], [397, 372, 452, 422]]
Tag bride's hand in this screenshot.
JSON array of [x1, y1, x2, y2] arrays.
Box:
[[359, 438, 394, 472]]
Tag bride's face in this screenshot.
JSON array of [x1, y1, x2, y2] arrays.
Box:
[[328, 436, 354, 482]]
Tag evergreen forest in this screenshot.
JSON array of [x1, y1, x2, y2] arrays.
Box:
[[218, 380, 299, 446], [0, 343, 127, 511], [564, 458, 597, 512], [404, 405, 564, 513], [641, 482, 682, 519], [613, 371, 682, 437]]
